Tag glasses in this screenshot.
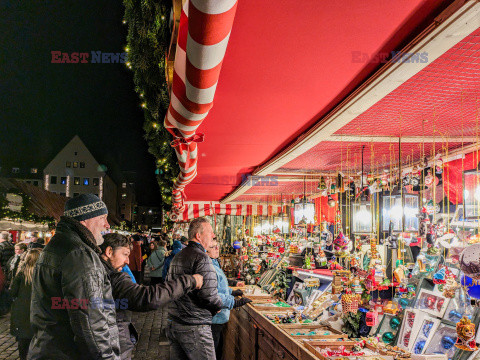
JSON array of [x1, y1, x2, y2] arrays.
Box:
[[210, 245, 219, 249]]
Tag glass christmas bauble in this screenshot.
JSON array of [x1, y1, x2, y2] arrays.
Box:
[[441, 335, 455, 350], [390, 317, 401, 330], [414, 340, 426, 354], [382, 332, 395, 344]]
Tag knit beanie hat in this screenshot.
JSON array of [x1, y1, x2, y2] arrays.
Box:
[[64, 194, 108, 221]]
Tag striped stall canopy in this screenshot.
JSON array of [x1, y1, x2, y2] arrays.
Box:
[[164, 0, 238, 219], [178, 202, 287, 222]]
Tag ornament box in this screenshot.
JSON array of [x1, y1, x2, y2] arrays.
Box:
[[414, 289, 449, 318], [409, 315, 441, 355], [423, 323, 456, 359]]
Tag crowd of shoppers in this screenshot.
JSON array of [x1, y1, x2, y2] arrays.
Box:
[[0, 194, 249, 360]]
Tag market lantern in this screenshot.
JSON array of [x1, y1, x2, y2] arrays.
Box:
[[352, 145, 375, 234], [365, 311, 378, 327], [382, 192, 419, 232], [464, 169, 480, 219]]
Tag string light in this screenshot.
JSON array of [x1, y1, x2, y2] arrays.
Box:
[[125, 47, 129, 52], [142, 103, 147, 108], [122, 20, 126, 24], [152, 122, 157, 127]]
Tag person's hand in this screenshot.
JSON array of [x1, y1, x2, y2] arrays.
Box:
[[233, 297, 252, 308], [231, 289, 243, 297], [193, 274, 203, 289]]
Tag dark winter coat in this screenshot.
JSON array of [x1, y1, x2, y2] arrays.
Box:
[[0, 241, 14, 272], [167, 241, 222, 325], [7, 254, 21, 281], [10, 272, 33, 339], [101, 258, 197, 356], [28, 216, 120, 360]]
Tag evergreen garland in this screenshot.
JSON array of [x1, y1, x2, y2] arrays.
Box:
[[123, 0, 178, 210]]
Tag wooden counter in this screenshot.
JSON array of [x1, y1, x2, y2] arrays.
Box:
[[224, 302, 321, 360]]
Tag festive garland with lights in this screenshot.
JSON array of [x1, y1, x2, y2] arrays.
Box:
[[0, 189, 55, 227], [123, 0, 178, 211]]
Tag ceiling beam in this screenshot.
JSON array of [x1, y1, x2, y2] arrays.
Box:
[[221, 0, 480, 204]]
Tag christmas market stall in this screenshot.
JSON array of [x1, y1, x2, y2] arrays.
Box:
[[135, 0, 480, 358]]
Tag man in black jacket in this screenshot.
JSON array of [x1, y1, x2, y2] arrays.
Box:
[[28, 194, 121, 360], [99, 233, 204, 360], [166, 217, 223, 360]]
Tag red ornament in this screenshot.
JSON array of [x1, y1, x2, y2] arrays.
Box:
[[437, 298, 445, 312], [403, 331, 411, 347], [425, 296, 436, 309]]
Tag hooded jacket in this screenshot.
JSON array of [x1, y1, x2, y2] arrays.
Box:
[[102, 258, 197, 356], [146, 247, 166, 278], [28, 216, 120, 360], [162, 240, 183, 279]]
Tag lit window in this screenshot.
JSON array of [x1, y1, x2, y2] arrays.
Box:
[[93, 178, 99, 186], [73, 162, 78, 168], [84, 178, 89, 186], [31, 168, 37, 174], [80, 162, 85, 168], [122, 193, 127, 199], [74, 177, 80, 185], [50, 176, 57, 184], [12, 167, 19, 174], [122, 182, 127, 188], [61, 177, 67, 185], [66, 161, 71, 168]]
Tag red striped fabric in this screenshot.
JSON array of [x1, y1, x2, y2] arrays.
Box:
[[177, 202, 286, 221], [164, 0, 238, 220]]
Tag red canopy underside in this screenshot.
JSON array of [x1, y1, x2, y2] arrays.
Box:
[[184, 0, 457, 202]]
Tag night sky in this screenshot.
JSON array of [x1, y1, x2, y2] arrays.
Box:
[[0, 1, 161, 205]]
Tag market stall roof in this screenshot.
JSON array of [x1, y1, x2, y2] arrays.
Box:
[[0, 178, 66, 221], [181, 0, 472, 202], [219, 1, 480, 204]]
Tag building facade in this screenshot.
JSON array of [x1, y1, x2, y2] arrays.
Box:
[[43, 136, 123, 218]]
